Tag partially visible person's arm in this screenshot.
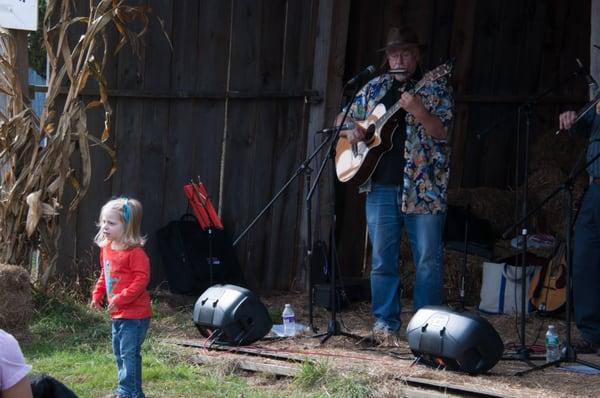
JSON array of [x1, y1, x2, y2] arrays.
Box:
[[0, 329, 33, 398], [2, 377, 33, 398]]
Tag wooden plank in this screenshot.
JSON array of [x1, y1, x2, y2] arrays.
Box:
[[138, 98, 171, 286], [191, 351, 503, 397], [192, 0, 232, 208], [448, 0, 477, 189], [592, 0, 600, 93], [223, 0, 271, 289], [334, 0, 381, 278], [260, 1, 320, 288], [176, 338, 507, 397], [283, 0, 318, 289], [12, 30, 29, 101], [168, 338, 309, 362], [190, 353, 300, 377], [29, 85, 321, 100], [248, 0, 291, 289], [161, 0, 201, 225], [425, 1, 454, 65], [136, 0, 174, 286], [401, 375, 507, 398]]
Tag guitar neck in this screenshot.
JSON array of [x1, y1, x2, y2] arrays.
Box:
[[375, 63, 450, 129], [377, 99, 404, 129]]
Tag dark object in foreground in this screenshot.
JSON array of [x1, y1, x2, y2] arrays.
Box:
[[406, 306, 503, 374], [193, 284, 272, 346], [30, 373, 78, 398]]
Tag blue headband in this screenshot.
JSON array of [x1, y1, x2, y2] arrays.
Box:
[[122, 198, 131, 224]]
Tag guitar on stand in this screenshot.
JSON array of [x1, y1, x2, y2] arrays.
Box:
[[335, 61, 453, 184], [528, 243, 567, 313]]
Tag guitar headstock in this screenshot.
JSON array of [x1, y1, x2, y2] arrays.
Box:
[[415, 60, 453, 92]]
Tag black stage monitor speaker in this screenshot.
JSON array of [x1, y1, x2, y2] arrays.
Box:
[[193, 284, 272, 346], [406, 306, 503, 374]]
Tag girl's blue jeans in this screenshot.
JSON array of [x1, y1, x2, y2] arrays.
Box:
[[112, 317, 150, 398]]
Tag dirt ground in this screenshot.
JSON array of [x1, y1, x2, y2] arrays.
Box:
[[156, 289, 600, 398]]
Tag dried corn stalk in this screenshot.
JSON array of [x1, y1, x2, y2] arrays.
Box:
[[0, 0, 158, 286]]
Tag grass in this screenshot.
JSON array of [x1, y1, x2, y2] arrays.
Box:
[[21, 291, 373, 398], [294, 360, 373, 398]]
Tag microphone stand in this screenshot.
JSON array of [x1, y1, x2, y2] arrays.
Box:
[[485, 72, 580, 366], [309, 81, 365, 345], [477, 71, 580, 140], [511, 151, 600, 375], [232, 123, 340, 331], [191, 179, 215, 285]]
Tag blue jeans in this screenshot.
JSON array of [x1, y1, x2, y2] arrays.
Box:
[[573, 183, 600, 343], [112, 318, 150, 398], [366, 184, 445, 331]]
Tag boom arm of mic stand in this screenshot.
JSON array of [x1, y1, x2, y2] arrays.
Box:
[[232, 130, 337, 247], [501, 151, 600, 240], [479, 71, 580, 140], [308, 84, 357, 199]]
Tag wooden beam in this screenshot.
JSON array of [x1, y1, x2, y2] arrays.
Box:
[[190, 353, 300, 377], [299, 0, 352, 292], [448, 0, 477, 189], [29, 85, 322, 101], [453, 95, 588, 104], [12, 29, 29, 103], [167, 338, 309, 363]]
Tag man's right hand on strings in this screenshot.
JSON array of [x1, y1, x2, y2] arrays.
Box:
[[340, 126, 365, 144]]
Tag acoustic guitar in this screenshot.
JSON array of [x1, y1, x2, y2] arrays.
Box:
[[335, 61, 452, 184], [528, 243, 567, 313]]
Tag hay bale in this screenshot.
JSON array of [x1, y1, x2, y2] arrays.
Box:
[[447, 187, 515, 236], [443, 250, 486, 306], [529, 165, 588, 238], [0, 264, 33, 337], [530, 129, 587, 175], [398, 233, 486, 306]]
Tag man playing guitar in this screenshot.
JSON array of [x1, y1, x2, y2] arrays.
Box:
[[337, 26, 454, 346]]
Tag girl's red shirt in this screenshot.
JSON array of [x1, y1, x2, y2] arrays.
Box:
[[92, 244, 152, 319]]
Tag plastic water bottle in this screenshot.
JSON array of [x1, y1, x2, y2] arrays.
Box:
[[282, 304, 296, 337], [545, 324, 560, 363]]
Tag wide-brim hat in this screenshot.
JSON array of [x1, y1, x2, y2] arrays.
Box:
[[377, 26, 423, 52]]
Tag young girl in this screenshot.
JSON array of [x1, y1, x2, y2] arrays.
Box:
[[90, 197, 152, 398]]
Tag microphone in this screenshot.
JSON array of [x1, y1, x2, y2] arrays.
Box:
[[317, 123, 354, 134], [576, 58, 599, 92], [346, 65, 377, 86]]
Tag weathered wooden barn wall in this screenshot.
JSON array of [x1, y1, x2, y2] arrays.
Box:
[[54, 0, 595, 291], [336, 0, 592, 277], [59, 0, 324, 291]]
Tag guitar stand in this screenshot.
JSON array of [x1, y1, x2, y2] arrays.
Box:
[[506, 152, 600, 375]]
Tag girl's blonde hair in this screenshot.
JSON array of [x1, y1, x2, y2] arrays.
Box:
[[94, 197, 146, 248]]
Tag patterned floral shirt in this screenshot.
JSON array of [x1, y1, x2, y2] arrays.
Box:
[[344, 71, 454, 214]]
